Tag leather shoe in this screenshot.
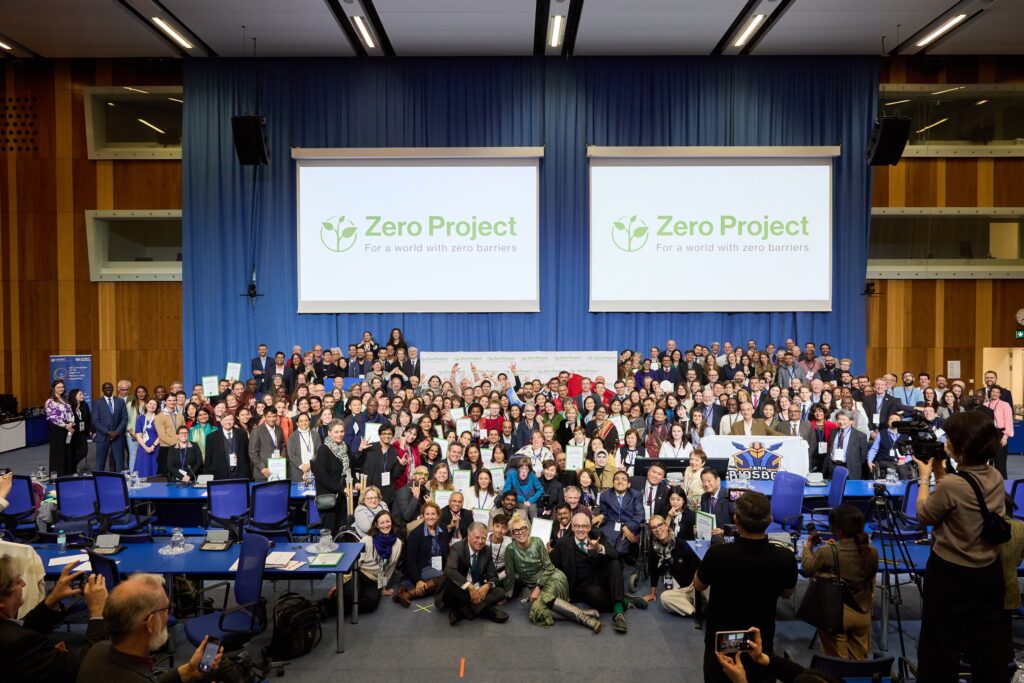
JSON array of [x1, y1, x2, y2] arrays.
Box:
[[483, 606, 509, 623], [612, 612, 627, 633], [449, 609, 461, 626]]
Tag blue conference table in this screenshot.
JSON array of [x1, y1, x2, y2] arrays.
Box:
[[733, 479, 908, 500], [119, 482, 314, 528], [36, 538, 363, 654]]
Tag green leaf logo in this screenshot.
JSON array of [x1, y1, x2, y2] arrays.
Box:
[[320, 215, 359, 253], [610, 214, 649, 253]]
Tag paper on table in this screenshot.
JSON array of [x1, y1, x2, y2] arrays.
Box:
[[364, 423, 381, 444], [47, 554, 89, 568], [529, 518, 553, 543], [283, 561, 306, 571], [265, 551, 296, 568], [452, 470, 471, 493], [455, 418, 473, 436]]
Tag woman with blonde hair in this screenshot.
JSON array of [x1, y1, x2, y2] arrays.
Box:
[[354, 485, 389, 536]]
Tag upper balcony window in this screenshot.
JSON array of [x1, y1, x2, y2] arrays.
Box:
[[84, 86, 182, 160]]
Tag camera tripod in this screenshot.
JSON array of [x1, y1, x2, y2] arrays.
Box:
[[868, 486, 925, 657]]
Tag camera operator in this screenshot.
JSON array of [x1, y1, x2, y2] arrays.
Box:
[[915, 410, 1007, 682], [800, 504, 878, 659], [866, 415, 916, 480]]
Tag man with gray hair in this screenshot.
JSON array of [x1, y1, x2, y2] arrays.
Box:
[[438, 522, 508, 626], [0, 557, 107, 682], [77, 573, 222, 682], [825, 409, 870, 480]]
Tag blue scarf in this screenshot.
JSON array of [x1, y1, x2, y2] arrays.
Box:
[[372, 533, 398, 562]]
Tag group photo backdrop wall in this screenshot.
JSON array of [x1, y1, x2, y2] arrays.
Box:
[[182, 56, 879, 383]]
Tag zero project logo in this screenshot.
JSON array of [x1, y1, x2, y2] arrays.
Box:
[[611, 215, 649, 252], [320, 216, 358, 253]]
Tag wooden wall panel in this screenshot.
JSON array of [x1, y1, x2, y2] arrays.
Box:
[[111, 161, 182, 209], [945, 160, 978, 207]]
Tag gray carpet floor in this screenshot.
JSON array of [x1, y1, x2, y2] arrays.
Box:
[[4, 443, 1024, 681]]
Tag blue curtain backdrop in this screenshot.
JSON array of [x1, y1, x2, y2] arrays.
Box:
[[182, 56, 879, 382]]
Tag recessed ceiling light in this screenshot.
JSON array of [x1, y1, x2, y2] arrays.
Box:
[[353, 16, 376, 49], [549, 15, 564, 49], [975, 99, 988, 105], [107, 102, 116, 107], [916, 14, 967, 47], [0, 40, 11, 50], [930, 86, 964, 95], [168, 97, 183, 103], [123, 86, 149, 94], [151, 16, 193, 50], [885, 99, 911, 106], [734, 14, 765, 48], [915, 117, 948, 135], [137, 119, 166, 135]]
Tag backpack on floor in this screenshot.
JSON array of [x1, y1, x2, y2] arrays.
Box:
[[263, 592, 322, 660]]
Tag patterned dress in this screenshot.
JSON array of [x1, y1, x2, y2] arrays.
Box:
[[502, 536, 570, 626]]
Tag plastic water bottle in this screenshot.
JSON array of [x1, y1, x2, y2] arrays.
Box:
[[171, 527, 185, 552], [319, 529, 332, 552], [57, 529, 67, 555], [308, 474, 316, 493]]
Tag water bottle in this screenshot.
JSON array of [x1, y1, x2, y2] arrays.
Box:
[[1011, 657, 1024, 683], [308, 474, 316, 493], [171, 527, 184, 552], [57, 529, 67, 554], [319, 529, 332, 552]]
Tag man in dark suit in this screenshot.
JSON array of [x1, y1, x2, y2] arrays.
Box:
[[984, 370, 1014, 406], [777, 404, 819, 468], [403, 346, 422, 381], [698, 388, 726, 434], [825, 410, 870, 480], [866, 377, 903, 437], [552, 513, 636, 633], [630, 462, 669, 521], [0, 557, 108, 683], [204, 413, 250, 480], [249, 407, 286, 481], [343, 397, 391, 456], [91, 382, 128, 472], [653, 355, 681, 387], [698, 468, 736, 533], [250, 343, 270, 393], [682, 349, 706, 385], [867, 414, 916, 480], [597, 471, 644, 555], [437, 522, 507, 625]]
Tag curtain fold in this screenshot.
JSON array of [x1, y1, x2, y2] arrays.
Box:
[[183, 56, 878, 381]]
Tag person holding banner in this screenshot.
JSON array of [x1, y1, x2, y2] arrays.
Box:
[[45, 380, 75, 476]]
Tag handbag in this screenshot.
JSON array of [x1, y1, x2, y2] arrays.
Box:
[[796, 544, 855, 634], [958, 471, 1010, 545], [315, 493, 337, 512]]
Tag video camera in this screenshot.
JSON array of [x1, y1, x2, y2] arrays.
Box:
[[892, 412, 946, 464]]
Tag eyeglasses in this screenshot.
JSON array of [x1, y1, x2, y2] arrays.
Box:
[[571, 524, 591, 530], [510, 527, 529, 535], [650, 522, 667, 530], [147, 604, 171, 619]]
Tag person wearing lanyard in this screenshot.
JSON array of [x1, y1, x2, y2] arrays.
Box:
[[395, 502, 449, 608], [595, 471, 643, 556], [630, 462, 669, 522], [166, 425, 202, 483], [286, 413, 321, 482], [658, 423, 694, 460], [618, 429, 643, 477]]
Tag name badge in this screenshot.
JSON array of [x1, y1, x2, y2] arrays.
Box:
[[178, 469, 188, 477], [272, 449, 280, 458], [431, 556, 443, 571], [817, 442, 827, 454], [229, 454, 237, 468], [614, 522, 622, 533], [889, 448, 896, 460], [873, 413, 881, 426], [380, 472, 391, 487], [832, 448, 845, 462]]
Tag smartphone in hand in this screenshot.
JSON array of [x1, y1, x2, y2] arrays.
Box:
[[198, 637, 221, 673]]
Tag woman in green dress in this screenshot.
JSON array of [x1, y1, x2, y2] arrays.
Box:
[[188, 407, 217, 463], [503, 515, 602, 632]]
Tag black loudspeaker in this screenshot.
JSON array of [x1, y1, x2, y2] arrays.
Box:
[[231, 115, 269, 165], [866, 116, 911, 166]]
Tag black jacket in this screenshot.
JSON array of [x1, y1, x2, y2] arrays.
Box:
[[311, 443, 350, 515], [351, 443, 404, 506], [0, 600, 106, 683], [204, 428, 251, 480], [646, 525, 698, 589], [404, 524, 450, 582], [630, 476, 670, 519], [550, 532, 620, 589], [699, 488, 736, 529], [165, 442, 204, 482], [440, 506, 473, 543]]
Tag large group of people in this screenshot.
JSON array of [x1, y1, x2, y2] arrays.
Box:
[[18, 328, 1020, 681]]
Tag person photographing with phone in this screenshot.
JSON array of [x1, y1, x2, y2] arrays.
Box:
[[713, 627, 841, 683], [914, 410, 1009, 682]]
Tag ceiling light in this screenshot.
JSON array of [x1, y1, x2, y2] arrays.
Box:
[[930, 86, 964, 95], [885, 99, 911, 106], [734, 14, 765, 48], [168, 97, 183, 103], [107, 102, 116, 107], [122, 86, 149, 94], [915, 117, 948, 135], [915, 14, 967, 47], [151, 17, 193, 50], [975, 99, 988, 105], [549, 15, 564, 48], [0, 40, 11, 50], [137, 119, 166, 135], [353, 16, 376, 49]]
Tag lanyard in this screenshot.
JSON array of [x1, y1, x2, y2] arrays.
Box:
[[299, 431, 311, 453], [178, 448, 187, 470], [425, 527, 441, 556], [479, 492, 489, 509]]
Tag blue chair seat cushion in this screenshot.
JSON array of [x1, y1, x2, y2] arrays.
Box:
[[184, 609, 264, 649], [107, 515, 151, 532]]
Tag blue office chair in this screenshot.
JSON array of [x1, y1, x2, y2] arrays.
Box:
[[766, 472, 805, 533], [93, 472, 155, 534], [55, 476, 98, 524], [205, 479, 250, 540], [243, 481, 292, 541], [809, 653, 893, 679], [184, 533, 271, 650], [305, 498, 322, 541], [809, 466, 848, 523], [0, 475, 38, 537]]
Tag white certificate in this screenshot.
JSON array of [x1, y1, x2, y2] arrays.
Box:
[[529, 518, 553, 543], [201, 375, 219, 397], [433, 490, 453, 509], [565, 445, 585, 471], [489, 466, 505, 490], [434, 438, 449, 460], [480, 447, 494, 464], [453, 470, 472, 493], [455, 418, 473, 435], [225, 362, 242, 382], [472, 509, 491, 526], [696, 511, 716, 541], [268, 456, 288, 481], [364, 423, 381, 444], [450, 407, 465, 421]]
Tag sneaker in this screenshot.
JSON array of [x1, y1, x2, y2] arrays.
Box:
[[613, 612, 627, 633], [626, 595, 648, 610]]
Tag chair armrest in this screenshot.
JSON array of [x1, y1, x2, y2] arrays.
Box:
[[131, 501, 156, 520], [192, 581, 232, 613], [217, 599, 266, 634]]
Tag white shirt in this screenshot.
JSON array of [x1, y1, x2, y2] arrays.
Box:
[[298, 429, 314, 464]]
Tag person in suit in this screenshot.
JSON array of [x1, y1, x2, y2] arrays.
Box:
[[403, 346, 423, 382], [698, 388, 726, 434], [441, 492, 473, 547], [204, 413, 250, 480], [153, 393, 182, 478], [825, 410, 870, 480], [249, 406, 286, 481], [165, 426, 203, 483], [653, 355, 681, 387], [595, 471, 644, 555], [352, 423, 405, 506], [729, 402, 783, 436], [396, 502, 449, 607], [551, 513, 638, 633], [983, 370, 1014, 407], [0, 557, 108, 683], [393, 465, 430, 536], [77, 574, 223, 683], [437, 522, 508, 625], [285, 413, 322, 483], [777, 404, 819, 468], [91, 382, 128, 473], [866, 377, 902, 437], [630, 461, 670, 521], [250, 343, 270, 393], [699, 468, 736, 533]]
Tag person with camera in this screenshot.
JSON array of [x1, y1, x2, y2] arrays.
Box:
[[0, 558, 107, 682], [866, 414, 916, 480], [692, 491, 797, 683], [800, 504, 878, 659], [714, 627, 842, 683], [914, 410, 1008, 682]]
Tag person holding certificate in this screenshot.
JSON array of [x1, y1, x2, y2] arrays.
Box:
[[464, 469, 497, 511], [352, 423, 404, 506]]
